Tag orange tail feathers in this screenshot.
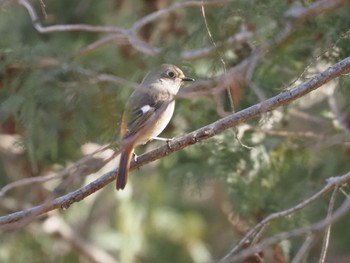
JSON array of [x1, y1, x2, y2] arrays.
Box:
[[117, 145, 134, 190]]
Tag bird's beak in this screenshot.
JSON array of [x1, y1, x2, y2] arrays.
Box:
[[181, 77, 195, 82]]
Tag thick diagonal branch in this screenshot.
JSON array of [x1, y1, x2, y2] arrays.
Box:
[[0, 56, 350, 227]]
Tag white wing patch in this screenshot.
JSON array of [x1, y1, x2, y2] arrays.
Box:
[[140, 105, 152, 114]]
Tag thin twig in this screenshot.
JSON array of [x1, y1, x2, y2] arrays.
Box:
[[221, 187, 350, 262], [285, 0, 350, 20], [17, 0, 230, 57], [17, 0, 126, 34], [38, 0, 47, 19], [0, 144, 114, 197], [17, 0, 349, 65], [249, 128, 350, 148], [327, 87, 350, 135], [76, 68, 138, 88], [290, 187, 338, 263], [339, 187, 349, 198], [319, 186, 339, 263], [181, 31, 253, 61], [220, 165, 350, 261], [130, 0, 228, 32], [291, 234, 316, 263], [75, 34, 129, 57], [200, 0, 236, 119]]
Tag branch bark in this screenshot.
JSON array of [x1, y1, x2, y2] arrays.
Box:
[[1, 56, 350, 227], [17, 0, 230, 56], [17, 0, 350, 58], [219, 173, 350, 263]]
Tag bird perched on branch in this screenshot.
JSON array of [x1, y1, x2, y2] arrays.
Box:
[[117, 64, 194, 190]]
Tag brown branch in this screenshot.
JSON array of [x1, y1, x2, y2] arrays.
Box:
[[245, 128, 350, 147], [181, 31, 253, 61], [76, 68, 138, 88], [326, 86, 350, 136], [17, 0, 230, 56], [318, 186, 339, 263], [130, 0, 227, 33], [285, 0, 350, 20], [219, 173, 350, 263], [17, 0, 350, 60], [17, 0, 126, 34], [183, 12, 346, 107], [75, 34, 129, 58], [0, 56, 350, 227], [0, 144, 114, 197], [269, 0, 350, 48], [291, 186, 338, 263], [291, 235, 316, 263], [219, 171, 347, 262]]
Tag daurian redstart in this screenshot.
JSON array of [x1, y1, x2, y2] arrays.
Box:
[[117, 64, 194, 190]]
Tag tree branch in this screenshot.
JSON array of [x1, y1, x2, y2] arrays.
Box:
[[17, 0, 126, 34], [0, 144, 114, 197], [0, 56, 349, 227], [181, 31, 253, 61], [285, 0, 350, 20], [290, 186, 338, 263], [16, 0, 350, 59], [219, 172, 347, 262], [129, 0, 227, 33], [17, 0, 230, 56], [291, 235, 316, 263], [318, 186, 338, 263], [219, 173, 350, 263]]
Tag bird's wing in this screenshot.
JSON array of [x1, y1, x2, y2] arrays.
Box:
[[121, 91, 169, 139]]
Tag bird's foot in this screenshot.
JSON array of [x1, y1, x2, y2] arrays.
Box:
[[132, 152, 138, 163]]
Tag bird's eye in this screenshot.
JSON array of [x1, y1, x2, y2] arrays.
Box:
[[167, 71, 176, 78]]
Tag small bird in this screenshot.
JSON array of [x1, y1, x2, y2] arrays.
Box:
[[117, 64, 194, 190]]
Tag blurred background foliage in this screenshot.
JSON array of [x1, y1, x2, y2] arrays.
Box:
[[1, 0, 350, 262]]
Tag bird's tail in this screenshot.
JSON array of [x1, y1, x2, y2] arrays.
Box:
[[117, 145, 134, 190]]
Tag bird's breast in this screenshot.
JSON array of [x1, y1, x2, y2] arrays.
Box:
[[136, 101, 175, 145]]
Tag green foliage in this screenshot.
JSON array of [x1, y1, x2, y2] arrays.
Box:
[[1, 0, 350, 262], [0, 231, 79, 263]]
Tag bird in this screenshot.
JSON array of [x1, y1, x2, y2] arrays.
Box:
[[116, 64, 194, 190]]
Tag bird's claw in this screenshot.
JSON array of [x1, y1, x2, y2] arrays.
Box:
[[166, 138, 174, 150], [132, 152, 138, 163]]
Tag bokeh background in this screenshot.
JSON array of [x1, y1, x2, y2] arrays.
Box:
[[1, 0, 350, 262]]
